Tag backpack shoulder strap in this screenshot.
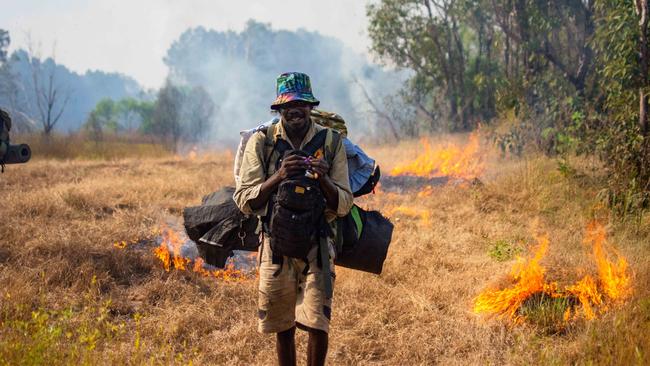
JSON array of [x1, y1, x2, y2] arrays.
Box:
[[302, 127, 341, 166], [262, 122, 277, 177], [261, 121, 292, 177], [323, 129, 341, 166], [302, 129, 328, 156]]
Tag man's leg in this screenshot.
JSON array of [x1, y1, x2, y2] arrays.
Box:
[[258, 239, 298, 362], [276, 326, 296, 366], [295, 242, 335, 366], [306, 326, 328, 366]]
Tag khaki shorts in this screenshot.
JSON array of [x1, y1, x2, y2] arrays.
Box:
[[257, 236, 336, 334]]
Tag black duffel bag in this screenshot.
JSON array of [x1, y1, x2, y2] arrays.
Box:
[[183, 187, 259, 268], [334, 205, 393, 275]]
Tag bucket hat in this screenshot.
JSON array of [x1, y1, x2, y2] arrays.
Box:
[[270, 72, 320, 110]]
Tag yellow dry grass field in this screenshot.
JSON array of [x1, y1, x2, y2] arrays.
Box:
[[1, 138, 650, 365]]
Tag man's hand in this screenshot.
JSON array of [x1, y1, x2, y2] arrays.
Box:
[[309, 157, 338, 211], [308, 158, 330, 179], [247, 155, 306, 211], [276, 154, 309, 180]]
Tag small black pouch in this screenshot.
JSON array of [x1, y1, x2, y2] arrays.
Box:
[[270, 205, 318, 258], [276, 177, 322, 212]]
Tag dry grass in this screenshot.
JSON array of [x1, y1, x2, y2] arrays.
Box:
[[1, 138, 649, 365], [14, 133, 174, 161]]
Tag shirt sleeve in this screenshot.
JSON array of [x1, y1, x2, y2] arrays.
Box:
[[326, 134, 354, 220], [233, 131, 269, 216]]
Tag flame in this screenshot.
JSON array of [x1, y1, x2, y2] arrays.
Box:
[[153, 225, 255, 281], [585, 222, 630, 301], [188, 146, 198, 161], [113, 241, 128, 249], [417, 186, 434, 198], [473, 222, 631, 323], [114, 228, 161, 249], [385, 205, 431, 225], [390, 132, 484, 179]]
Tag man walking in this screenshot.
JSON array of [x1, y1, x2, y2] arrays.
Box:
[[234, 72, 353, 366]]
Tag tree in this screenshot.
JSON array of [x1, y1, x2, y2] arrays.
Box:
[[83, 98, 117, 142], [116, 97, 142, 132], [135, 100, 155, 134], [151, 81, 184, 151], [591, 0, 650, 210], [0, 30, 21, 116], [490, 0, 595, 94], [635, 0, 650, 157], [182, 86, 215, 143], [25, 41, 71, 136], [0, 30, 9, 64], [367, 0, 500, 132]]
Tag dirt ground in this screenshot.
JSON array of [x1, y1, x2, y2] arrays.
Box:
[[1, 140, 649, 365]]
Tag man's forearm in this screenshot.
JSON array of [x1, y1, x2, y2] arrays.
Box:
[[318, 175, 339, 212], [248, 173, 283, 211]]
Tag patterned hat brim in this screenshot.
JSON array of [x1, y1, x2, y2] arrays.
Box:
[[271, 92, 320, 110]]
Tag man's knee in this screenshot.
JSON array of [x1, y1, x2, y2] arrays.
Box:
[[296, 322, 327, 336], [277, 326, 296, 342]]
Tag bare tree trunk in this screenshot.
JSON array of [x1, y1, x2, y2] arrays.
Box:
[[637, 0, 650, 138], [352, 77, 400, 141], [636, 0, 650, 185], [27, 40, 70, 139]]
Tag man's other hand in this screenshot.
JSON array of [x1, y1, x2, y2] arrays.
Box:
[[309, 158, 330, 178]]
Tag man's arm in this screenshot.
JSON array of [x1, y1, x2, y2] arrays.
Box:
[[233, 132, 269, 215]]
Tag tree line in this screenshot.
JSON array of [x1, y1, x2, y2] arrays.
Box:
[[0, 31, 140, 133], [83, 83, 215, 151], [0, 29, 215, 151], [367, 0, 650, 213]]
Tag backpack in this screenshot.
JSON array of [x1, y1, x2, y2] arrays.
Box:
[[269, 152, 325, 259], [261, 124, 341, 259], [309, 109, 348, 136]]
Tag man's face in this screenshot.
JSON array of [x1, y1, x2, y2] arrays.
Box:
[[279, 101, 312, 134]]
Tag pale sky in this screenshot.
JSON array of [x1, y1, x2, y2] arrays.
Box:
[[2, 0, 372, 89]]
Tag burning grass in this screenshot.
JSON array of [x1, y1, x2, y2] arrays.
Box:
[[473, 222, 631, 328], [389, 131, 485, 180], [152, 224, 256, 281], [381, 132, 486, 194], [1, 140, 649, 365]]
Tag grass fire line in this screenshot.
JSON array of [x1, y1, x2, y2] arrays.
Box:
[[151, 224, 257, 281], [390, 131, 484, 179], [473, 221, 631, 325]]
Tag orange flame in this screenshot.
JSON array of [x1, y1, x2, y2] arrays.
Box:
[[113, 241, 128, 249], [417, 186, 434, 198], [384, 206, 431, 225], [188, 146, 198, 161], [390, 132, 484, 179], [153, 225, 256, 281], [473, 222, 631, 323]]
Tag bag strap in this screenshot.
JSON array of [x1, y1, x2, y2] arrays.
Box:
[[301, 129, 328, 156], [302, 128, 341, 166], [324, 129, 341, 166], [264, 124, 341, 176]]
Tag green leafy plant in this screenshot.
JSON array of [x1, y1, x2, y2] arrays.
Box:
[[488, 239, 523, 262]]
